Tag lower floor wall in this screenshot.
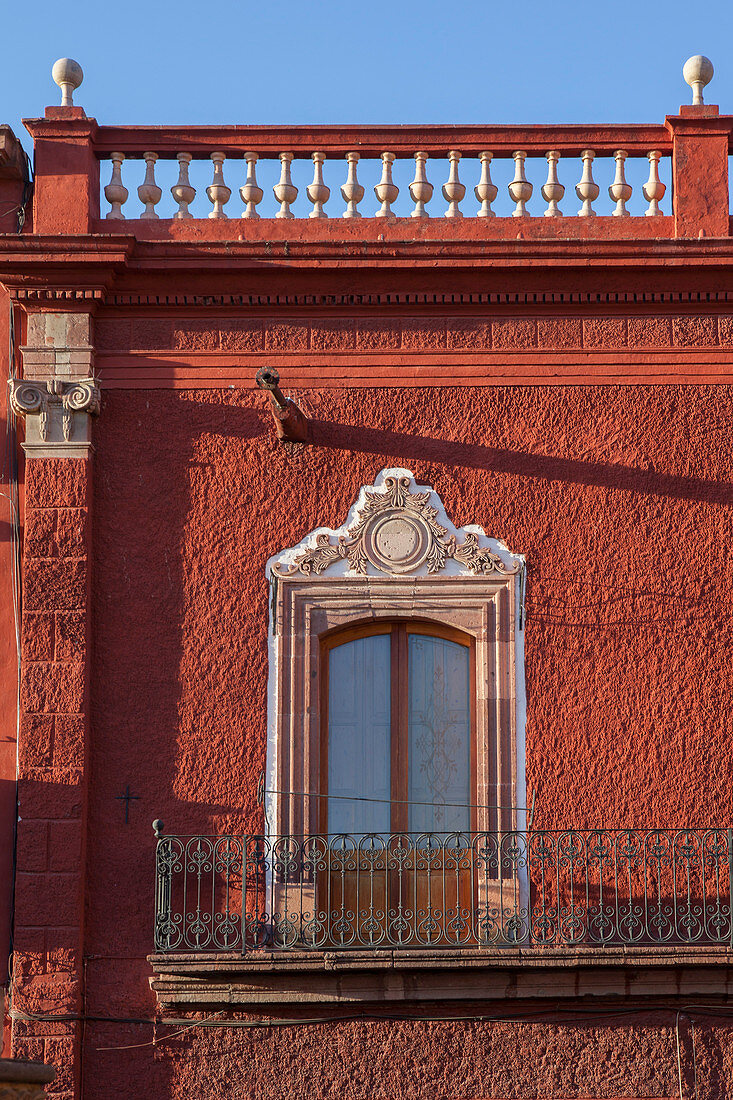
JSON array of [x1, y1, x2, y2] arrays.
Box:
[[11, 1008, 732, 1099]]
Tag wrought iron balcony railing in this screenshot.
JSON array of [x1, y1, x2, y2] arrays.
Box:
[[153, 828, 733, 954]]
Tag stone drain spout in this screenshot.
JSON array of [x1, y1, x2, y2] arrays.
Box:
[[255, 367, 309, 443]]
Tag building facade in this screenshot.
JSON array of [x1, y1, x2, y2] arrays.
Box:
[[1, 56, 733, 1099]]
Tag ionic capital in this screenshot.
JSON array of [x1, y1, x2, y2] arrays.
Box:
[[9, 377, 100, 456]]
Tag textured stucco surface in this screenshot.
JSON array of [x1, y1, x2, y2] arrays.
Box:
[[64, 382, 733, 1097]]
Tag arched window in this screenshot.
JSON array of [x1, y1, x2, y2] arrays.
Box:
[[322, 621, 475, 836], [266, 469, 524, 848]]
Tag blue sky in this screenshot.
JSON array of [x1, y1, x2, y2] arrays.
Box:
[[3, 0, 730, 141], [2, 0, 730, 220]]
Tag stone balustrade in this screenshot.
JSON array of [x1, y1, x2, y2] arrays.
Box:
[[100, 142, 673, 221], [22, 55, 731, 239]]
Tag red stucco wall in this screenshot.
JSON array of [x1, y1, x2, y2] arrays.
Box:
[[29, 380, 725, 1097]]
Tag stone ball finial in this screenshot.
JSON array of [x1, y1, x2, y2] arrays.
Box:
[[683, 55, 714, 106], [51, 58, 83, 107]]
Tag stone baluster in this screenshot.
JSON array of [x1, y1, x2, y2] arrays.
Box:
[[171, 153, 195, 219], [442, 150, 465, 218], [508, 151, 532, 217], [274, 153, 297, 219], [643, 151, 665, 216], [409, 151, 433, 218], [105, 152, 128, 220], [576, 149, 599, 217], [608, 149, 631, 217], [341, 152, 364, 218], [240, 151, 264, 219], [375, 152, 398, 221], [206, 152, 231, 219], [307, 152, 329, 219], [138, 151, 162, 219], [475, 151, 497, 217], [541, 150, 564, 217]]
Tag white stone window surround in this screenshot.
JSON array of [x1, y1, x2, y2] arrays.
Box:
[[265, 468, 527, 843]]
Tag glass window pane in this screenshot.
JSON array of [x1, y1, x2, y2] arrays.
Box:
[[408, 634, 470, 834], [328, 634, 391, 835]]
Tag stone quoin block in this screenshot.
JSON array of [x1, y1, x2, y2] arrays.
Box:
[[22, 612, 55, 662], [25, 459, 89, 510], [24, 508, 57, 559], [48, 820, 82, 873], [18, 713, 54, 770], [24, 559, 87, 613], [52, 715, 85, 770], [21, 661, 85, 714], [54, 612, 85, 662], [14, 819, 48, 874], [18, 769, 84, 821], [54, 509, 88, 559]]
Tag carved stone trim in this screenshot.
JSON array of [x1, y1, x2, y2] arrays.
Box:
[[9, 378, 100, 456], [108, 289, 733, 309], [271, 470, 519, 579]]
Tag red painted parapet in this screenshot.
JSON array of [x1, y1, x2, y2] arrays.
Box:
[[21, 55, 731, 238]]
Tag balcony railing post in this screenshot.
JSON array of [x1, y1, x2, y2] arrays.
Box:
[[666, 106, 730, 238], [728, 828, 733, 948]]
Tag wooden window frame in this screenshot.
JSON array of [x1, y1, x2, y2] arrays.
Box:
[[267, 574, 521, 843], [319, 619, 477, 836]]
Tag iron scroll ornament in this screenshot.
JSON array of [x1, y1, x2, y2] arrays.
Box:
[[271, 475, 517, 578]]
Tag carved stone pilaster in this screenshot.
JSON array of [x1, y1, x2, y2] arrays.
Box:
[[9, 377, 100, 456]]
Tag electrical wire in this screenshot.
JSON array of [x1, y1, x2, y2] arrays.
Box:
[[263, 787, 527, 813]]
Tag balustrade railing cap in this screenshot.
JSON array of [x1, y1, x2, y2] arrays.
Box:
[[51, 58, 83, 107], [683, 55, 714, 105]]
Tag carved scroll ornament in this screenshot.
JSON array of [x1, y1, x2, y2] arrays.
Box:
[[9, 378, 100, 442], [272, 473, 518, 578]]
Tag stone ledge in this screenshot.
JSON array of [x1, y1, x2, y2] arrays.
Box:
[[149, 946, 733, 1007]]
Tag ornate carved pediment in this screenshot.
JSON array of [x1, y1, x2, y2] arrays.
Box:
[[270, 468, 520, 579]]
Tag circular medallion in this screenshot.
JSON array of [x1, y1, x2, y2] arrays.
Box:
[[363, 510, 431, 574]]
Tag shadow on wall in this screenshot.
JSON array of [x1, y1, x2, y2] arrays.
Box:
[[310, 420, 733, 506]]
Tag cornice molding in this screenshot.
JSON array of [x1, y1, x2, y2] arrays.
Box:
[[104, 289, 733, 309]]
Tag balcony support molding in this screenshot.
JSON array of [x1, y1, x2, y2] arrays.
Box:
[[149, 946, 733, 1008]]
